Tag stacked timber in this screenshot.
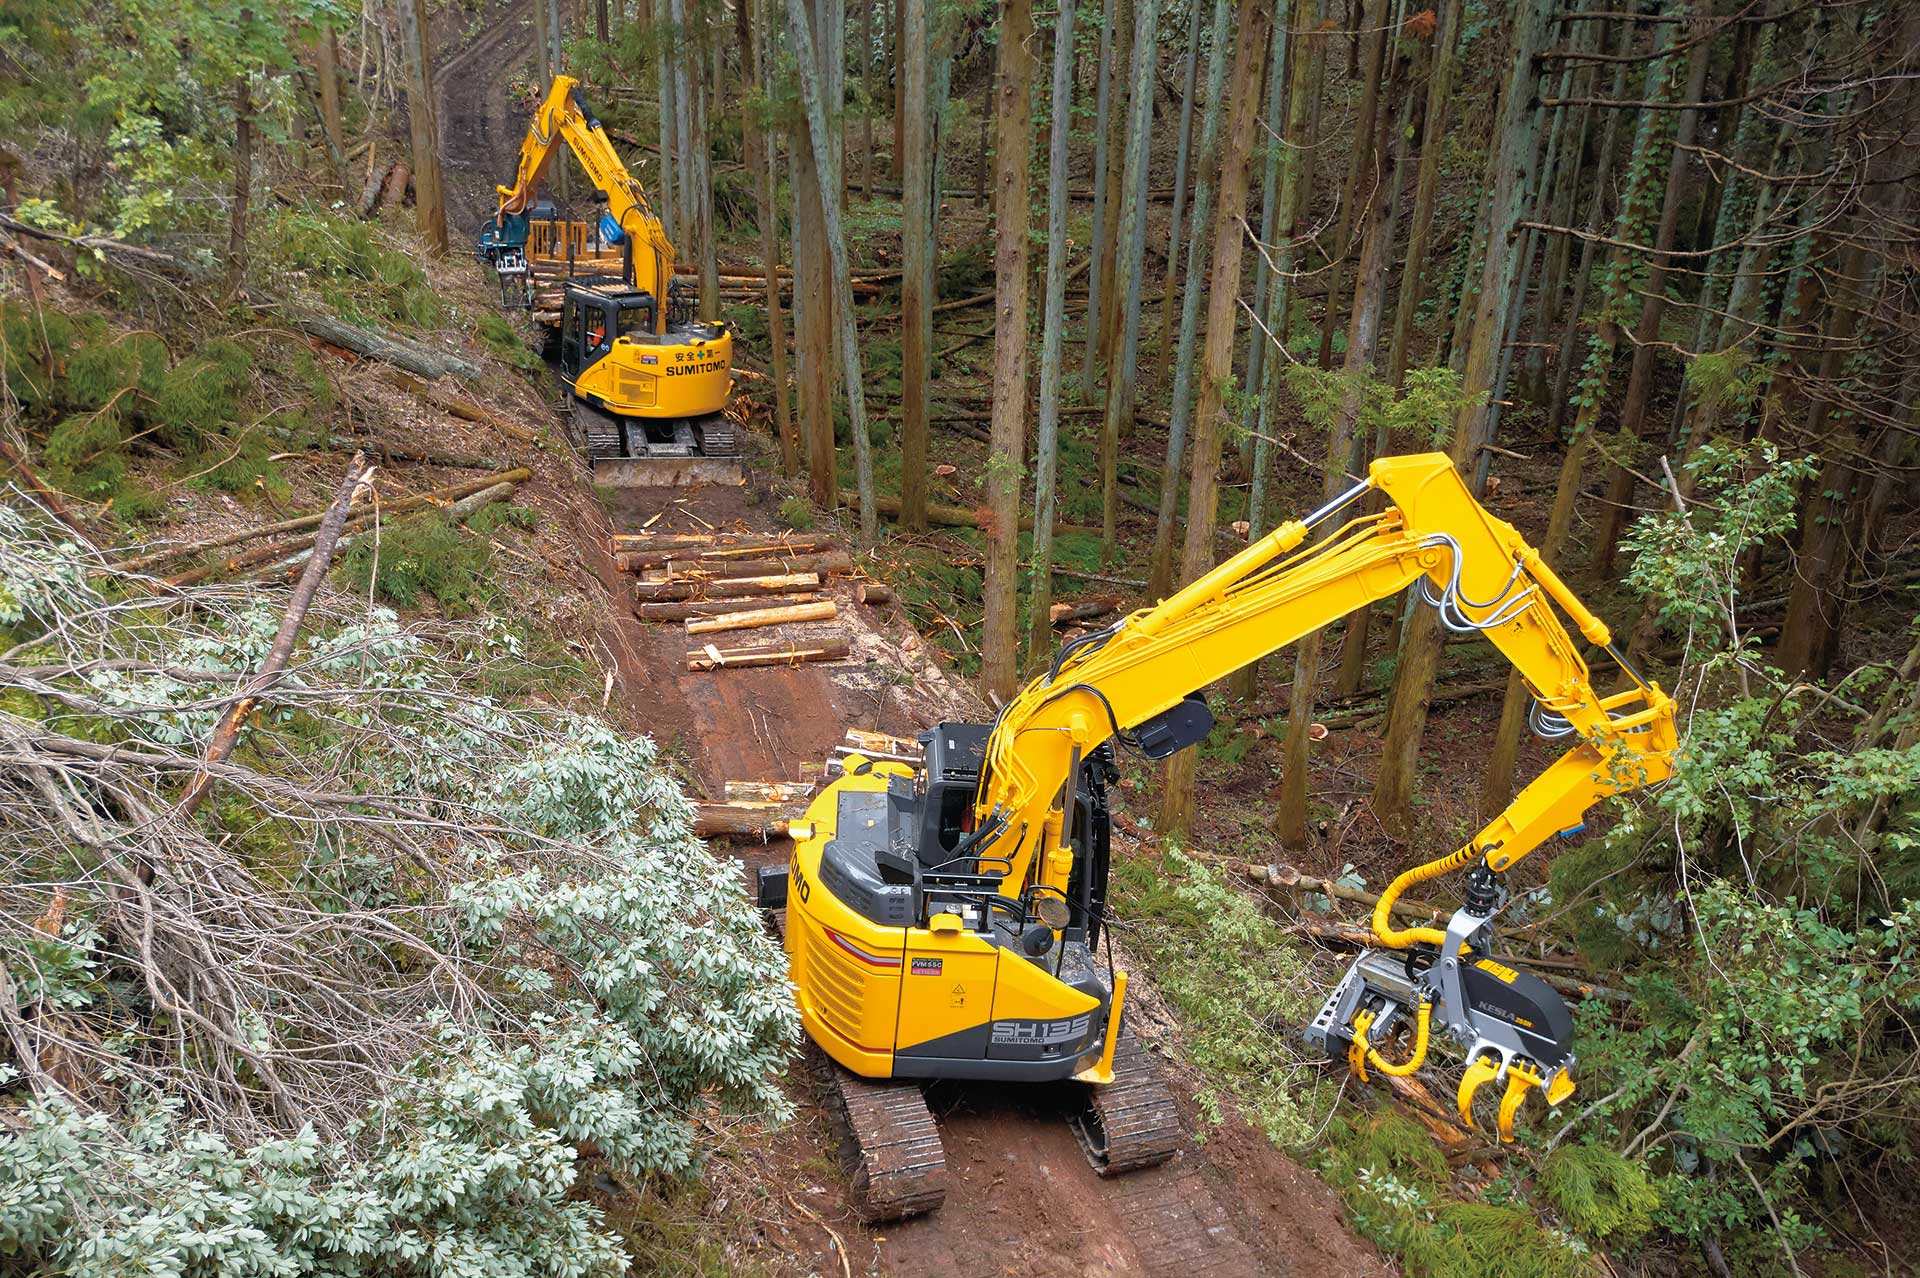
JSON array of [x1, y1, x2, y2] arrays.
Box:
[[615, 529, 866, 672], [695, 729, 917, 838]]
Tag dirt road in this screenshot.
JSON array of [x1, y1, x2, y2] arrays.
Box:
[[431, 22, 1388, 1276]]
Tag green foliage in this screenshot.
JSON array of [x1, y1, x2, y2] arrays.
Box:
[[777, 494, 817, 530], [339, 514, 496, 616], [476, 311, 544, 373], [1284, 364, 1481, 453], [1109, 845, 1324, 1144], [1541, 1145, 1660, 1242], [938, 241, 993, 300], [150, 338, 252, 451], [259, 207, 445, 330], [1621, 441, 1815, 648]]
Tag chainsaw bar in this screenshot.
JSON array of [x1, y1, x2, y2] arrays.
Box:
[[1070, 1025, 1184, 1176]]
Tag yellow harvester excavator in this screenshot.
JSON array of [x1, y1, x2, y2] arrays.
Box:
[[759, 453, 1677, 1221], [480, 76, 737, 481]]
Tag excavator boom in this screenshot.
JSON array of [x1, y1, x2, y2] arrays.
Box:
[[775, 453, 1675, 1219]]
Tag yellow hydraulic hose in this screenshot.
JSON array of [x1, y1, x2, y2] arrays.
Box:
[[1363, 1000, 1433, 1078], [1371, 844, 1480, 949]]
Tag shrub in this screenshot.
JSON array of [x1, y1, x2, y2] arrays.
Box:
[[1541, 1144, 1660, 1242], [777, 494, 816, 530], [338, 512, 496, 615], [0, 509, 797, 1277]]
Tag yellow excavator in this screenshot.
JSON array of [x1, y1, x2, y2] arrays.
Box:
[[480, 76, 737, 476], [759, 453, 1677, 1220]]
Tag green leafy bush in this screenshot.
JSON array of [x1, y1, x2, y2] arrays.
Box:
[[0, 509, 798, 1277]]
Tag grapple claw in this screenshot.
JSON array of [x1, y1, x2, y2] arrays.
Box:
[[1496, 1064, 1545, 1143], [1456, 1053, 1503, 1131], [1545, 1067, 1576, 1106], [1347, 1010, 1377, 1082]]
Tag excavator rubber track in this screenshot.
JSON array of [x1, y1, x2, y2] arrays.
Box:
[[1071, 1025, 1184, 1176], [823, 1062, 949, 1222], [769, 909, 947, 1222]]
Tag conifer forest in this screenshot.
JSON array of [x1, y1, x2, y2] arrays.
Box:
[[1, 0, 1918, 1274]]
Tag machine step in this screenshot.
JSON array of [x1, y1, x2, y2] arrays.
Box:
[[1071, 1025, 1184, 1176]]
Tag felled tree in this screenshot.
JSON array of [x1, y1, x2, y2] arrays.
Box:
[[0, 503, 796, 1275]]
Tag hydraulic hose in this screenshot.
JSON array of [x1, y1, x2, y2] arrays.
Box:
[[1371, 843, 1480, 949], [1364, 1000, 1433, 1078]]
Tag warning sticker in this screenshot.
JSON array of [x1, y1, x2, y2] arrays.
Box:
[[910, 958, 943, 976]]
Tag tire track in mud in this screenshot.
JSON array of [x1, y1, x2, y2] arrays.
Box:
[[434, 0, 533, 234]]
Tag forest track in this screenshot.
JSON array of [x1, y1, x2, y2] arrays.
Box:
[[429, 15, 1388, 1275], [435, 0, 533, 235]]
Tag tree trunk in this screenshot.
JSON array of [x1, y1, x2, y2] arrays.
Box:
[[1238, 2, 1290, 477], [654, 0, 678, 241], [741, 0, 798, 474], [1146, 0, 1233, 597], [1156, 0, 1275, 839], [899, 0, 934, 530], [672, 0, 718, 321], [1028, 0, 1079, 668], [981, 0, 1037, 701], [1313, 0, 1390, 371], [1098, 0, 1159, 564], [1081, 0, 1118, 399], [1280, 9, 1402, 847], [861, 0, 876, 196], [1588, 32, 1716, 579], [1383, 0, 1462, 388], [1155, 0, 1204, 383], [1230, 0, 1315, 705], [1370, 0, 1550, 840], [790, 0, 838, 513], [1086, 0, 1132, 397], [228, 71, 253, 294], [892, 0, 906, 181], [315, 24, 348, 189], [785, 0, 877, 544]]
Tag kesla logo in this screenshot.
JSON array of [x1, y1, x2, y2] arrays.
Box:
[[990, 1014, 1091, 1046]]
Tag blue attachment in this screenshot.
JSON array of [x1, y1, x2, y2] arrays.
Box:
[[598, 212, 625, 246], [1557, 823, 1587, 840]]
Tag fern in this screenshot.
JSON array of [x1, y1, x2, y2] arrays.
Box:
[[1541, 1144, 1660, 1242]]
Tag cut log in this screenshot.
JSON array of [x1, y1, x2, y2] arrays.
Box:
[[844, 728, 921, 755], [357, 155, 388, 216], [722, 780, 816, 802], [663, 551, 853, 579], [242, 479, 521, 584], [1049, 595, 1121, 626], [612, 533, 835, 571], [685, 600, 838, 636], [686, 637, 851, 671], [632, 593, 824, 622], [376, 161, 410, 213], [291, 312, 483, 381], [856, 582, 894, 606], [633, 572, 821, 603], [694, 801, 794, 836]]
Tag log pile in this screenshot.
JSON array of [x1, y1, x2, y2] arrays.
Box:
[[615, 529, 865, 673], [693, 729, 920, 838]]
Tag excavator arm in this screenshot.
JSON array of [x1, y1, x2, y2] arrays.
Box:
[[974, 452, 1677, 1137], [493, 75, 675, 332]]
